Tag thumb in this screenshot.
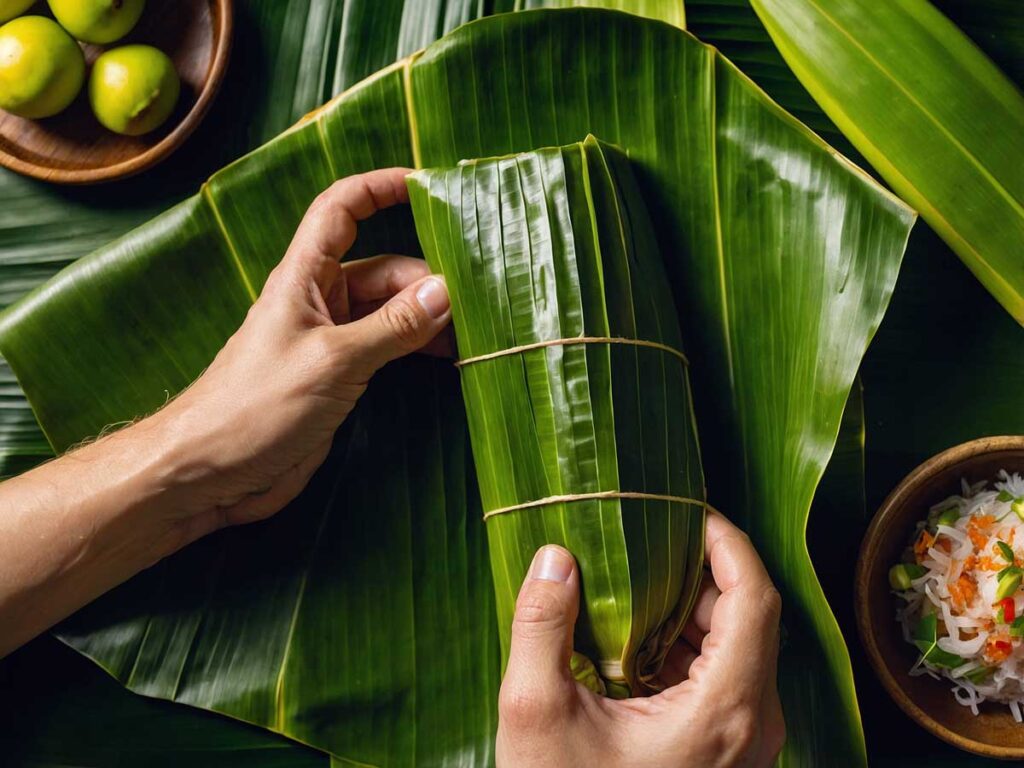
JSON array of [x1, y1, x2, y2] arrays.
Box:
[[338, 275, 451, 376], [501, 546, 579, 709]]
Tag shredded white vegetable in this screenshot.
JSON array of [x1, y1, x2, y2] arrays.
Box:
[[894, 471, 1024, 719]]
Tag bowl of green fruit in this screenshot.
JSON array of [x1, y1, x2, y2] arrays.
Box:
[[0, 0, 232, 184]]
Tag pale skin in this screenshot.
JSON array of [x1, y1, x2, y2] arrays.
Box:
[[0, 168, 784, 767]]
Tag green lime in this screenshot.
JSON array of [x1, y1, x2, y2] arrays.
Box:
[[47, 0, 145, 44], [0, 0, 37, 25], [89, 44, 179, 135], [0, 15, 84, 119]]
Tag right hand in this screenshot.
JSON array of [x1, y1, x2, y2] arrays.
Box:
[[495, 510, 786, 768]]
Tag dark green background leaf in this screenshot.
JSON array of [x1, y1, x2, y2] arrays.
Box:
[[750, 0, 1024, 322], [0, 638, 328, 768]]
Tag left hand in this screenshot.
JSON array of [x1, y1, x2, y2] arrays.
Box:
[[149, 167, 451, 552], [0, 168, 451, 657]]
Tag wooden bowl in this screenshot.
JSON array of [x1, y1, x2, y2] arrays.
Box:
[[0, 0, 232, 184], [857, 435, 1024, 759]]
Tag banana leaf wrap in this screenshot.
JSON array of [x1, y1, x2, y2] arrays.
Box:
[[407, 136, 706, 696]]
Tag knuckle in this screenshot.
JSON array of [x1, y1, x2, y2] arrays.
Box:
[[303, 195, 327, 225], [728, 529, 752, 548], [498, 682, 558, 731], [498, 685, 535, 728], [379, 299, 424, 350], [513, 583, 570, 632], [308, 188, 334, 216]]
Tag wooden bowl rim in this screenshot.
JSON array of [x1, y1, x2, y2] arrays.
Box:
[[0, 0, 234, 185], [856, 435, 1024, 760]]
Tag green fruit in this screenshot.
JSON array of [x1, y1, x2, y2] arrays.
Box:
[[47, 0, 144, 44], [89, 44, 179, 135], [0, 0, 37, 25], [0, 15, 84, 119]]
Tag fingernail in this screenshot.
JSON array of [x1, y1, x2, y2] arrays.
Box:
[[415, 276, 450, 319], [529, 545, 574, 583]]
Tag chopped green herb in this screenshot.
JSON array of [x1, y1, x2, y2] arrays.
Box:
[[912, 614, 964, 669], [888, 563, 925, 591], [1013, 499, 1024, 521], [1012, 616, 1024, 639], [997, 570, 1023, 601], [998, 540, 1016, 562], [966, 666, 995, 683], [998, 565, 1021, 580], [998, 490, 1015, 503], [936, 507, 960, 528]]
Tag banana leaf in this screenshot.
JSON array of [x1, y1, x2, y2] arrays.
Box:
[[53, 355, 501, 768], [334, 0, 685, 91], [0, 0, 683, 478], [691, 2, 1024, 764], [1, 638, 328, 768], [933, 0, 1023, 87], [0, 8, 915, 765], [749, 0, 1024, 324], [408, 136, 705, 696]]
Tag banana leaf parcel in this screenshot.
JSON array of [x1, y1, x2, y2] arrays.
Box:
[[408, 136, 705, 696]]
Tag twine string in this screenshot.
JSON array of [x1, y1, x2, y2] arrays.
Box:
[[456, 336, 688, 368], [482, 490, 706, 521]]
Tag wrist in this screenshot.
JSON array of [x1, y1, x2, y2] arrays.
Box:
[[133, 398, 232, 535], [71, 413, 201, 563]]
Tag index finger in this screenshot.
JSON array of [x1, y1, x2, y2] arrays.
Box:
[[699, 509, 782, 697], [279, 168, 413, 289]]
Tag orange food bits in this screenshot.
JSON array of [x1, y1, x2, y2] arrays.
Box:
[[967, 515, 997, 549], [969, 529, 989, 549], [987, 636, 1013, 663], [948, 574, 977, 610], [915, 530, 936, 563]]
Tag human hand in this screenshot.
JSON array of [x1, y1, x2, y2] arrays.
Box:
[[150, 168, 450, 551], [496, 510, 785, 768]]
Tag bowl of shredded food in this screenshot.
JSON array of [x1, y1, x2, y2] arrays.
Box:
[[857, 435, 1024, 758]]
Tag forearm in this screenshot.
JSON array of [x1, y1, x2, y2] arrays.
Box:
[[0, 412, 188, 657], [0, 170, 447, 659]]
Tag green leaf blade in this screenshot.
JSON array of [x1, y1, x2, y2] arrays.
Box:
[[750, 0, 1024, 323]]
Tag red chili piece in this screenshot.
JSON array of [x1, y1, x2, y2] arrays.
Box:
[[1002, 598, 1016, 623]]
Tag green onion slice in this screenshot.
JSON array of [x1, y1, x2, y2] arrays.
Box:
[[998, 541, 1016, 563], [997, 570, 1023, 601]]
